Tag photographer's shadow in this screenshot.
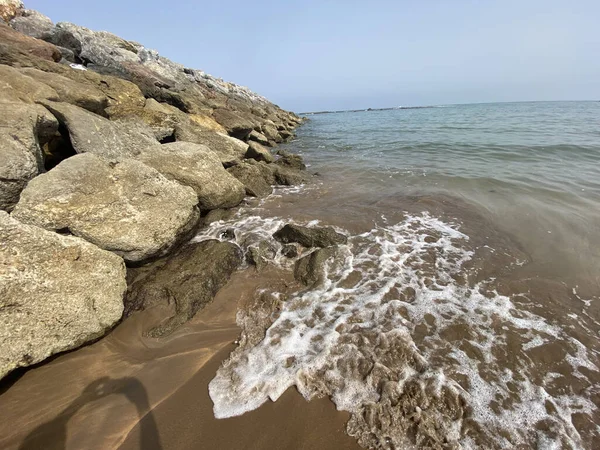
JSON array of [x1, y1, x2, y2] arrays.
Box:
[[19, 377, 163, 450]]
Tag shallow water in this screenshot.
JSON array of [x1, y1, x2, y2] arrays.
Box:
[[208, 102, 600, 449]]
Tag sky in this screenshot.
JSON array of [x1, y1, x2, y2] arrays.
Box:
[[26, 0, 600, 112]]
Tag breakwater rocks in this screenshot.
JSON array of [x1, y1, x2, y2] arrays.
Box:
[[0, 2, 306, 379]]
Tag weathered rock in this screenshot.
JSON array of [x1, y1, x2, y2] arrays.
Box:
[[202, 208, 235, 226], [12, 153, 200, 263], [174, 120, 248, 164], [0, 102, 59, 211], [0, 63, 58, 103], [212, 108, 255, 139], [0, 22, 59, 61], [137, 142, 245, 210], [125, 239, 242, 336], [279, 129, 294, 141], [248, 129, 269, 146], [246, 159, 276, 185], [246, 140, 274, 163], [281, 243, 298, 258], [40, 100, 159, 158], [261, 121, 279, 141], [20, 67, 108, 115], [275, 150, 306, 170], [246, 240, 277, 270], [273, 224, 347, 248], [271, 164, 309, 186], [294, 246, 342, 287], [0, 0, 22, 23], [9, 9, 53, 39], [227, 162, 273, 197], [0, 210, 126, 379]]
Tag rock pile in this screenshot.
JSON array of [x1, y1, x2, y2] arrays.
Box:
[[0, 4, 307, 379]]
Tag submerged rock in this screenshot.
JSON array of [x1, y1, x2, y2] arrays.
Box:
[[126, 239, 243, 337], [12, 153, 200, 263], [246, 240, 278, 271], [275, 150, 306, 170], [274, 224, 347, 248], [294, 246, 342, 287], [0, 211, 126, 380], [137, 141, 245, 210], [281, 243, 298, 258]]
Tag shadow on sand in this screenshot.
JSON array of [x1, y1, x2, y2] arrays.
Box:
[[18, 377, 162, 450]]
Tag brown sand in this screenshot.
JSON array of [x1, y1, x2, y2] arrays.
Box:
[[0, 269, 361, 450]]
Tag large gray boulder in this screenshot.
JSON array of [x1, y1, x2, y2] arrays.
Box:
[[0, 211, 126, 380], [40, 100, 159, 159], [227, 162, 273, 197], [174, 121, 249, 164], [20, 68, 108, 115], [245, 140, 274, 163], [12, 153, 200, 263], [9, 9, 53, 39], [0, 102, 59, 211], [273, 224, 347, 248], [294, 246, 343, 287], [126, 239, 243, 337], [137, 142, 245, 210]]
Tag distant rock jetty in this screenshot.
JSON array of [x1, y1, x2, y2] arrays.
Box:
[[0, 0, 307, 379], [302, 105, 438, 115]]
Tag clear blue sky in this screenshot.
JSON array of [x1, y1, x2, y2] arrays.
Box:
[[26, 0, 600, 112]]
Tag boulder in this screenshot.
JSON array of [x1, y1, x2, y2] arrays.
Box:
[[294, 246, 342, 287], [212, 108, 255, 139], [40, 100, 159, 159], [271, 164, 309, 186], [273, 224, 347, 248], [20, 67, 108, 115], [174, 120, 248, 164], [275, 150, 306, 170], [281, 243, 298, 258], [0, 64, 59, 103], [0, 0, 22, 23], [0, 210, 126, 380], [248, 129, 269, 146], [136, 142, 245, 210], [202, 208, 235, 226], [12, 153, 200, 263], [125, 239, 242, 336], [245, 141, 274, 163], [9, 9, 53, 39], [261, 121, 279, 141], [227, 162, 273, 197], [0, 102, 59, 211], [246, 240, 277, 271], [0, 22, 60, 61]]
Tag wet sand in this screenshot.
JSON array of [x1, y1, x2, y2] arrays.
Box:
[[0, 268, 360, 450]]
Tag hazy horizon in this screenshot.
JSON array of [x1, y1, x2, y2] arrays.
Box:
[[25, 0, 600, 113]]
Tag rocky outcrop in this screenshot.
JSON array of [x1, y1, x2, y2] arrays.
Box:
[[21, 67, 108, 115], [0, 22, 59, 61], [0, 102, 58, 211], [40, 100, 159, 158], [174, 122, 249, 164], [227, 162, 273, 197], [246, 141, 274, 163], [274, 224, 348, 248], [12, 154, 200, 263], [0, 211, 126, 379], [8, 8, 52, 39], [126, 239, 243, 336], [0, 63, 58, 103], [137, 142, 246, 210]]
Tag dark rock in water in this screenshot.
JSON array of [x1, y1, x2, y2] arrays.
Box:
[[219, 228, 236, 240], [275, 151, 306, 171], [245, 140, 274, 163], [246, 240, 277, 270], [271, 164, 309, 186], [126, 239, 243, 337], [294, 246, 341, 287], [281, 243, 298, 258], [273, 224, 347, 248], [203, 208, 235, 225], [227, 162, 273, 197]]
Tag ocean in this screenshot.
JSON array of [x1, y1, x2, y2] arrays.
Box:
[[207, 101, 600, 449]]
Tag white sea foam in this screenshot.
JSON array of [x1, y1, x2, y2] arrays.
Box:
[[207, 212, 598, 448]]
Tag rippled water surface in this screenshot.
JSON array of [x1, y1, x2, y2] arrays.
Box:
[[208, 102, 600, 449]]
